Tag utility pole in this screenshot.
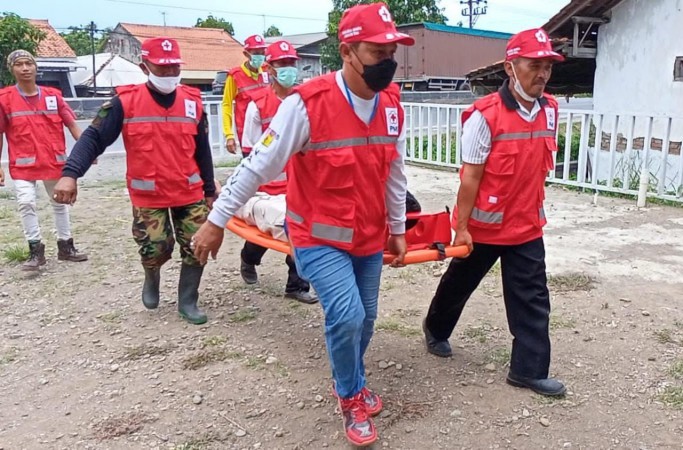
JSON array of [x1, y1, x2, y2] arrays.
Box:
[[460, 0, 488, 28], [161, 11, 167, 27], [89, 21, 97, 96]]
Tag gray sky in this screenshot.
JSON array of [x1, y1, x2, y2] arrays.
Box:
[[10, 0, 569, 42]]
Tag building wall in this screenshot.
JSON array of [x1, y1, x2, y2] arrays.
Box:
[[104, 26, 142, 64], [594, 0, 683, 120]]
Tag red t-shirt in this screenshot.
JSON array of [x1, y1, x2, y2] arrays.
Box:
[[0, 88, 76, 133]]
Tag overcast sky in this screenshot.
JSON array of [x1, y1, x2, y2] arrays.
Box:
[[9, 0, 569, 42]]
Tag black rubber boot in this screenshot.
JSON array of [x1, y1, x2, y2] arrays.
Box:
[[142, 267, 161, 309], [178, 263, 208, 325]]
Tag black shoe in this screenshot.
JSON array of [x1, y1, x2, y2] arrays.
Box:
[[506, 372, 567, 397], [285, 289, 319, 304], [240, 260, 258, 284], [422, 319, 452, 357], [142, 267, 161, 309]]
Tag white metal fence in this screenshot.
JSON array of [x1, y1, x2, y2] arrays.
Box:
[[401, 102, 683, 203]]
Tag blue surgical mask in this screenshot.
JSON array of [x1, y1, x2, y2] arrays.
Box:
[[275, 66, 298, 88], [250, 54, 265, 68]]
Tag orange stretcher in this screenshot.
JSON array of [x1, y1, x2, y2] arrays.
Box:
[[226, 213, 470, 265]]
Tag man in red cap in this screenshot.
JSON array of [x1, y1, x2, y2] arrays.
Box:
[[52, 37, 216, 325], [0, 49, 88, 270], [191, 3, 413, 445], [221, 34, 270, 155], [423, 28, 567, 396], [236, 40, 317, 304]]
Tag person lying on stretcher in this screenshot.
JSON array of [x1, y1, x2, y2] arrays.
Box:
[[235, 190, 452, 251]]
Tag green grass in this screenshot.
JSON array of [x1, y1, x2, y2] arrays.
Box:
[[658, 386, 683, 409], [182, 348, 242, 370], [654, 329, 677, 345], [2, 244, 29, 263], [122, 344, 174, 361], [550, 314, 577, 330], [0, 348, 19, 365], [463, 324, 490, 343], [0, 206, 14, 220], [547, 272, 596, 292], [486, 347, 511, 366], [375, 319, 422, 338], [0, 190, 15, 200], [669, 360, 683, 380], [97, 311, 123, 324], [201, 335, 228, 347], [229, 308, 258, 323]]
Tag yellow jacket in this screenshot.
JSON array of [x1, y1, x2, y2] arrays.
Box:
[[221, 62, 263, 139]]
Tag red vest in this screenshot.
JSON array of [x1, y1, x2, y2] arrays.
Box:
[[229, 65, 269, 147], [0, 85, 67, 181], [453, 92, 558, 245], [252, 88, 287, 195], [286, 73, 403, 256], [117, 84, 205, 208]]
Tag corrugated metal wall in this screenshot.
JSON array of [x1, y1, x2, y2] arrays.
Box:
[[395, 25, 508, 80]]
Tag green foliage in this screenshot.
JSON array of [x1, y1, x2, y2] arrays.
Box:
[[410, 133, 457, 164], [0, 12, 45, 86], [195, 15, 235, 36], [59, 25, 110, 56], [264, 25, 282, 37], [321, 0, 447, 71]]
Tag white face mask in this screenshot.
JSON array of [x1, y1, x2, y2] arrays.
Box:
[[510, 63, 538, 103], [147, 70, 181, 94]]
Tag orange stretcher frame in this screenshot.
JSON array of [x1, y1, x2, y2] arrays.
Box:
[[226, 217, 470, 265]]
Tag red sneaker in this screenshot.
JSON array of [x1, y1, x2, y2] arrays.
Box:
[[337, 392, 377, 447], [332, 383, 383, 417]]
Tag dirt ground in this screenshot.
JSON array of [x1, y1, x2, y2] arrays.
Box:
[[0, 158, 682, 450]]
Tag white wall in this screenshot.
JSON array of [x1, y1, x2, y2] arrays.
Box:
[[593, 0, 683, 123]]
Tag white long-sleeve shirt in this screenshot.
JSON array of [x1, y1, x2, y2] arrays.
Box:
[[209, 70, 408, 235]]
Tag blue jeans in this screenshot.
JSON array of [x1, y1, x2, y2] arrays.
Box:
[[293, 245, 384, 398]]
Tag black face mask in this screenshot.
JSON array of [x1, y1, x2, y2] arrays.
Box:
[[361, 58, 398, 92]]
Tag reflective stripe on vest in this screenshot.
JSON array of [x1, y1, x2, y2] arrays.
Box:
[[471, 206, 545, 225], [122, 116, 199, 125], [304, 135, 398, 152], [188, 173, 202, 184], [56, 154, 67, 162], [7, 110, 59, 119], [131, 179, 155, 191], [471, 207, 504, 224], [286, 209, 303, 224], [492, 130, 556, 142], [15, 156, 36, 166], [311, 223, 353, 244], [237, 83, 267, 94]]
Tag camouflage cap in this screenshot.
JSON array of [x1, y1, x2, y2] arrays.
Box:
[[7, 50, 36, 69]]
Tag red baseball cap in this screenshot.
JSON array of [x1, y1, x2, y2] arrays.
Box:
[[244, 34, 268, 50], [266, 40, 299, 63], [505, 28, 564, 62], [338, 2, 415, 46], [141, 37, 184, 65]]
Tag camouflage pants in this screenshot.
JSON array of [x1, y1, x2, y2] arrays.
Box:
[[132, 200, 208, 268]]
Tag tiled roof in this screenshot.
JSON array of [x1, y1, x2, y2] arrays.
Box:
[[28, 19, 76, 58], [118, 23, 245, 72]]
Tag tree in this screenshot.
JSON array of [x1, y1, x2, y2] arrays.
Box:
[[195, 15, 235, 36], [320, 0, 447, 71], [59, 25, 110, 57], [264, 25, 282, 37], [0, 12, 46, 86]]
